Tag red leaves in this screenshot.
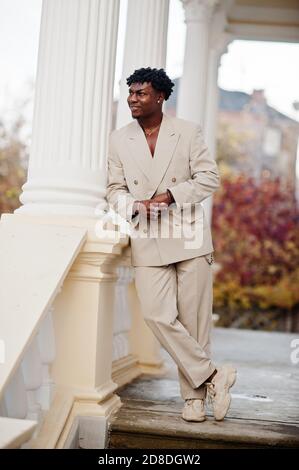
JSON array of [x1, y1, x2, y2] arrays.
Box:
[[212, 173, 299, 310]]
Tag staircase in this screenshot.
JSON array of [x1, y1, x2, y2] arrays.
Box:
[[107, 328, 299, 449]]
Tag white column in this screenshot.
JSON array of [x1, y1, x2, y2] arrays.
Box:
[[205, 7, 233, 151], [177, 0, 219, 125], [202, 11, 233, 223], [113, 0, 169, 374], [16, 0, 120, 216], [116, 0, 169, 129]]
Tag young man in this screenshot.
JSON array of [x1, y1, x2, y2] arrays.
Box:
[[106, 67, 236, 422]]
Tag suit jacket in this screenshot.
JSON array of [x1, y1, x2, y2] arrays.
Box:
[[105, 113, 220, 267]]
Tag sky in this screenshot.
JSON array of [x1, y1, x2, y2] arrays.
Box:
[[0, 0, 299, 126]]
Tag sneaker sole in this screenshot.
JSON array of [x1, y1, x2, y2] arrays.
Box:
[[214, 367, 237, 421], [182, 415, 206, 423]]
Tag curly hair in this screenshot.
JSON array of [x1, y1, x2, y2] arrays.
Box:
[[126, 67, 175, 101]]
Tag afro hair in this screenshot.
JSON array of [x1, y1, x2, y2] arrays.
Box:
[[126, 67, 175, 101]]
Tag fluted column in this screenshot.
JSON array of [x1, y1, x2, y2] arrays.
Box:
[[202, 10, 233, 223], [116, 0, 169, 129], [113, 0, 170, 378], [205, 7, 233, 155], [16, 0, 120, 216], [177, 0, 219, 125]]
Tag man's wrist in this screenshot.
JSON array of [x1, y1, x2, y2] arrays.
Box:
[[166, 189, 175, 205], [132, 201, 140, 218]]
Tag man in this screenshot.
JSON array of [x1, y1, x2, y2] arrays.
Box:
[[106, 67, 236, 422]]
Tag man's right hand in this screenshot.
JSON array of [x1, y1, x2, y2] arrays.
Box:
[[132, 200, 168, 220]]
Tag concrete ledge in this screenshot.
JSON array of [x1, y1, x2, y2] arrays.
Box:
[[108, 328, 299, 449]]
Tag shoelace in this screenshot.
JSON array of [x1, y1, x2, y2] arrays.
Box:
[[185, 398, 204, 406], [206, 382, 216, 405]]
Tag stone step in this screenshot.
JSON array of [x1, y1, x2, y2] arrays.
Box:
[[107, 398, 299, 449]]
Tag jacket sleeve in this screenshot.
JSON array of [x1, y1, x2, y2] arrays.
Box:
[[166, 125, 220, 205], [106, 132, 139, 225]]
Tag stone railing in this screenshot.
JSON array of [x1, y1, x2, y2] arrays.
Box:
[[0, 307, 56, 447], [0, 213, 163, 448]]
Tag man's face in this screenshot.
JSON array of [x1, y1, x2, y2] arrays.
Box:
[[127, 82, 162, 119]]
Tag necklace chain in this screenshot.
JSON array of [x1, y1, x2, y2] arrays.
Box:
[[143, 123, 161, 137]]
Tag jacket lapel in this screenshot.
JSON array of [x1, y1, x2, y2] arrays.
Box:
[[151, 113, 180, 191], [126, 119, 152, 182], [126, 113, 180, 193]]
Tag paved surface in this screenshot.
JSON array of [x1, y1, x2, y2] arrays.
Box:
[[109, 328, 299, 448]]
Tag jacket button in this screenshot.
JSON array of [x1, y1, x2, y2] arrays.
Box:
[[134, 179, 138, 185], [172, 177, 176, 182]]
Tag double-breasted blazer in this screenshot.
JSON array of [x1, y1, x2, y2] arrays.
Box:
[[105, 113, 220, 267]]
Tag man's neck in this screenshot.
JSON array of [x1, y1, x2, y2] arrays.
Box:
[[137, 112, 163, 130]]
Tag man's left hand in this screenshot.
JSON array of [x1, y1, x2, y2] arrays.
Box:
[[151, 191, 173, 206]]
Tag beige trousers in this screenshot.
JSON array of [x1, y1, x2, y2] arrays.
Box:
[[134, 254, 216, 400]]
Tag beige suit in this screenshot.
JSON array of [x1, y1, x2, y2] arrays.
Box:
[[106, 113, 219, 399], [106, 113, 220, 267]]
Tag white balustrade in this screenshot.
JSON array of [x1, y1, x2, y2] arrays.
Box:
[[21, 337, 43, 422], [0, 305, 57, 447], [36, 307, 56, 410], [112, 266, 135, 361], [2, 368, 27, 419]]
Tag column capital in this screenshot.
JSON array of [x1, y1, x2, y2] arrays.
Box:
[[212, 31, 234, 55], [209, 6, 234, 53], [181, 0, 219, 23], [211, 32, 234, 72]]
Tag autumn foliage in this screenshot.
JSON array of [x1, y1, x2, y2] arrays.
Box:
[[212, 174, 299, 312], [0, 117, 27, 214]]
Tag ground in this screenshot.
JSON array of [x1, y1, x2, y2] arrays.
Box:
[[108, 328, 299, 448]]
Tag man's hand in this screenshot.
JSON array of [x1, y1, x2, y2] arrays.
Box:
[[132, 196, 169, 220], [132, 191, 175, 221], [133, 200, 168, 220], [151, 191, 172, 205]]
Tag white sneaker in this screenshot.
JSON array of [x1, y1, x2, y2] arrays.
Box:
[[182, 398, 206, 422], [206, 364, 237, 421]]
